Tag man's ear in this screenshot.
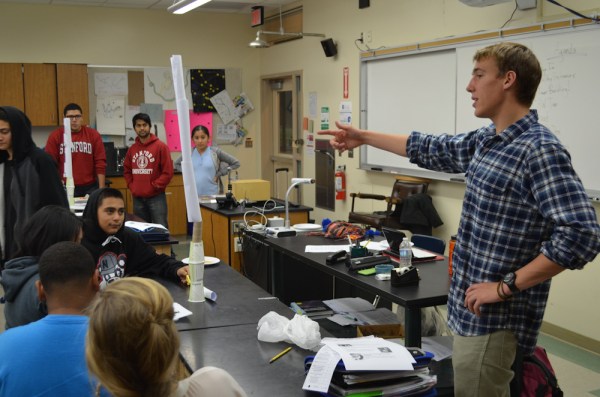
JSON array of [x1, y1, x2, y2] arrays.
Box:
[[503, 70, 517, 90], [35, 279, 46, 302]]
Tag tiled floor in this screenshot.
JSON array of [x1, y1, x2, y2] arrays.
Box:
[[538, 333, 600, 396], [1, 239, 599, 395]]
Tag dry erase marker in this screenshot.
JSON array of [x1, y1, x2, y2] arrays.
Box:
[[269, 347, 292, 364]]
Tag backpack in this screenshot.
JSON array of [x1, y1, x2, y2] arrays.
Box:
[[324, 221, 365, 240], [520, 346, 563, 397]]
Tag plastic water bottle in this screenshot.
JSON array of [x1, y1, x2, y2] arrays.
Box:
[[399, 237, 412, 268]]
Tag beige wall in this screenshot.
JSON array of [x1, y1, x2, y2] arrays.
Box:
[[2, 0, 600, 346]]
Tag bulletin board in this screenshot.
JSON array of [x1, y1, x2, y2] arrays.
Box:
[[87, 66, 244, 149]]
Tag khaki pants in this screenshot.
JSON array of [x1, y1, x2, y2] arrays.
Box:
[[453, 330, 517, 397]]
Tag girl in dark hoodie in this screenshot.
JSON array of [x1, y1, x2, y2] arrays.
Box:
[[0, 106, 68, 266], [0, 205, 82, 329], [81, 187, 188, 288]]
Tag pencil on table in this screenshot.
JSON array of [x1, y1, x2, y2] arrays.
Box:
[[269, 347, 292, 364]]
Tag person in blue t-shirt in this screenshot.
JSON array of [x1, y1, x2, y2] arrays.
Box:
[[0, 241, 107, 397]]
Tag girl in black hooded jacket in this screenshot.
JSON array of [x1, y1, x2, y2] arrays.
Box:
[[81, 187, 188, 288], [0, 106, 68, 266]]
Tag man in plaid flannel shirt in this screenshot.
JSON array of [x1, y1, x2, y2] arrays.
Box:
[[319, 42, 600, 396]]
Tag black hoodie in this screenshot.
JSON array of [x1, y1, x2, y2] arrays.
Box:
[[0, 106, 68, 261], [81, 188, 184, 288]]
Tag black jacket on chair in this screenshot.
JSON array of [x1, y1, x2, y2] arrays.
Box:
[[396, 193, 443, 235]]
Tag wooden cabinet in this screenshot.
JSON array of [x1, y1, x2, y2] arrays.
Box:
[[24, 63, 58, 126], [57, 64, 89, 125], [201, 204, 310, 273], [106, 174, 187, 236], [0, 64, 25, 110], [105, 176, 133, 213], [165, 175, 187, 236], [0, 63, 88, 126]]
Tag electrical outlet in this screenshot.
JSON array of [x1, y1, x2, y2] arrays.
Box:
[[365, 30, 372, 43], [231, 220, 244, 235], [234, 237, 243, 252]]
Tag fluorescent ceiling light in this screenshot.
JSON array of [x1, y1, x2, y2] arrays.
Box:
[[168, 0, 211, 15]]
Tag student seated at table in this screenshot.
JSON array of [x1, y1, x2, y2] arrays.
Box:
[[1, 205, 83, 329], [81, 187, 189, 288], [0, 241, 107, 397], [86, 277, 247, 397]]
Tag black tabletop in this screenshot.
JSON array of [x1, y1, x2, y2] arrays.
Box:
[[162, 262, 294, 331], [179, 323, 322, 397], [263, 234, 450, 309]]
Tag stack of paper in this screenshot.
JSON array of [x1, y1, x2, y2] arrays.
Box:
[[303, 337, 437, 396], [125, 221, 170, 242], [290, 300, 335, 319]]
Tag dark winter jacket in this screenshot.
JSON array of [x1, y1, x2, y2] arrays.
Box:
[[81, 188, 184, 288], [0, 256, 46, 329], [0, 106, 68, 261]]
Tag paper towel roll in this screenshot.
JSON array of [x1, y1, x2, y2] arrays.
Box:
[[204, 287, 217, 301]]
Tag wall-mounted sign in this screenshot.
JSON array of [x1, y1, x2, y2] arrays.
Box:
[[251, 6, 264, 27]]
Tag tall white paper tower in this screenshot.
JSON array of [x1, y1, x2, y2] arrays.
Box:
[[63, 118, 75, 205], [170, 55, 205, 302]]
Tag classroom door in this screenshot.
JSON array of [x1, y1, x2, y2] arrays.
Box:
[[260, 73, 304, 202]]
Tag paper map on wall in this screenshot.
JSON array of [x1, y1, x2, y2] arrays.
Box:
[[210, 90, 236, 124], [144, 68, 192, 108]]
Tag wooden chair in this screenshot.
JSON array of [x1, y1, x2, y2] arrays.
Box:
[[348, 176, 430, 231]]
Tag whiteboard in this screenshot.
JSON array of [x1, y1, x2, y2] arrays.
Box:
[[360, 22, 600, 197], [361, 49, 460, 181]]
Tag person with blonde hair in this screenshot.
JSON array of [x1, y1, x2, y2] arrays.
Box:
[[86, 277, 247, 397]]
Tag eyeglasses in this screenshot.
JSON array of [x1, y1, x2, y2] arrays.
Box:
[[65, 115, 82, 120]]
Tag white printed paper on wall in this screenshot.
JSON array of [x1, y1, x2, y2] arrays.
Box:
[[210, 90, 237, 125], [95, 73, 128, 96], [96, 96, 126, 135]]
